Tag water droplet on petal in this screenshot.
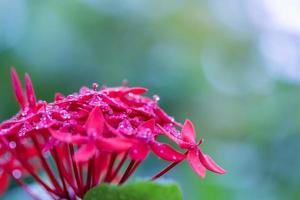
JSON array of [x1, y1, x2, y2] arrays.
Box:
[[118, 120, 134, 136], [92, 83, 99, 91], [153, 95, 160, 102], [12, 169, 22, 179], [18, 127, 26, 136], [133, 149, 138, 154], [9, 141, 16, 149]]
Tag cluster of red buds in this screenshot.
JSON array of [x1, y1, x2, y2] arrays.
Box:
[[0, 68, 225, 200]]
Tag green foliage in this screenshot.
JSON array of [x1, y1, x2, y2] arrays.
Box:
[[83, 181, 183, 200]]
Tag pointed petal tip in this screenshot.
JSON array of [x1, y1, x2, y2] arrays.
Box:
[[141, 119, 155, 129], [182, 119, 196, 144], [128, 87, 148, 94], [198, 150, 226, 174], [54, 92, 65, 101], [10, 67, 26, 109], [24, 73, 37, 108], [85, 106, 105, 136], [198, 138, 204, 145]]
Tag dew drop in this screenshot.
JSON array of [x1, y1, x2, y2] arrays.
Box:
[[153, 95, 160, 102], [92, 83, 99, 91], [9, 141, 16, 149], [133, 149, 138, 154], [18, 127, 26, 136], [12, 169, 22, 179]]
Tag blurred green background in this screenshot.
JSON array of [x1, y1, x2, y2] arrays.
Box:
[[1, 0, 300, 199]]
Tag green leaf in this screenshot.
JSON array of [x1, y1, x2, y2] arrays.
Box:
[[83, 181, 183, 200]]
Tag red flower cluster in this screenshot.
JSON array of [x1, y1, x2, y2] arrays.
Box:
[[0, 68, 225, 200]]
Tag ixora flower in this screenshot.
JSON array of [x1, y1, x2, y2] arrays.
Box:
[[0, 68, 226, 200]]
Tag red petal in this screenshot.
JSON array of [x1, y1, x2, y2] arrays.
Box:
[[95, 137, 132, 152], [198, 149, 226, 174], [74, 142, 97, 162], [101, 94, 128, 110], [129, 141, 150, 161], [139, 119, 155, 130], [54, 92, 65, 101], [0, 172, 10, 195], [124, 87, 148, 95], [150, 141, 185, 162], [137, 119, 155, 138], [24, 73, 37, 108], [157, 125, 192, 149], [181, 120, 196, 144], [0, 123, 22, 136], [10, 68, 26, 109], [93, 152, 109, 181], [85, 106, 105, 136], [50, 129, 88, 144], [154, 107, 182, 127], [187, 149, 206, 178]]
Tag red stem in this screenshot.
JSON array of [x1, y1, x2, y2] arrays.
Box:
[[151, 151, 187, 181], [69, 144, 83, 197], [51, 147, 70, 199], [151, 161, 181, 180], [91, 153, 108, 187], [31, 134, 64, 194], [104, 153, 117, 183], [118, 160, 141, 185], [84, 157, 94, 193]]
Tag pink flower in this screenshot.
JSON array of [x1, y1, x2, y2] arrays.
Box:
[[180, 120, 226, 178], [0, 68, 226, 199]]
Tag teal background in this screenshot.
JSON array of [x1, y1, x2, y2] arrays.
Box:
[[1, 0, 300, 199]]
